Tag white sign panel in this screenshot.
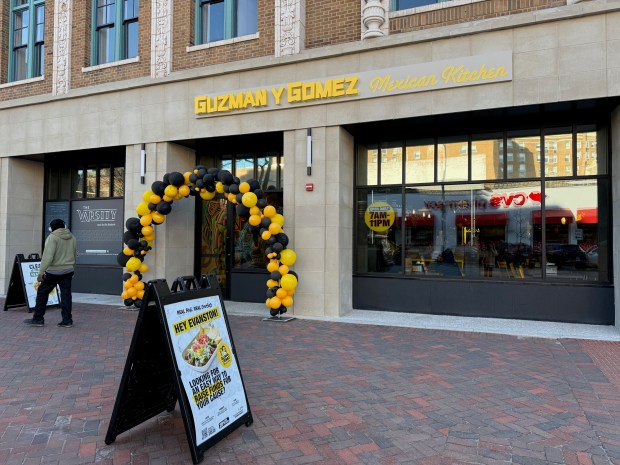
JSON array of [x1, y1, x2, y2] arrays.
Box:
[[163, 296, 248, 446], [20, 261, 60, 308]]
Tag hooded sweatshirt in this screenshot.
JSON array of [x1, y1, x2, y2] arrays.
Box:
[[39, 228, 78, 277]]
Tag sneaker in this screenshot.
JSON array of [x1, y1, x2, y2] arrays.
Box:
[[24, 318, 44, 327], [57, 321, 73, 328]]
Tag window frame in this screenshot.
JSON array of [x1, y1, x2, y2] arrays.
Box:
[[90, 0, 139, 66], [8, 0, 45, 82], [194, 0, 257, 45]]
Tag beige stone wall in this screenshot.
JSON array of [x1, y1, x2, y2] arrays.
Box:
[[0, 158, 44, 294], [124, 142, 196, 288]]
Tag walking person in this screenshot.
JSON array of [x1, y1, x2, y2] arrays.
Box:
[[24, 219, 77, 328]]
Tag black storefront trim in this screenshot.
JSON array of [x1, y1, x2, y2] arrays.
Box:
[[352, 275, 613, 325]]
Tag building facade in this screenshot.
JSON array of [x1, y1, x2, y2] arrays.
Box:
[[1, 0, 619, 325]]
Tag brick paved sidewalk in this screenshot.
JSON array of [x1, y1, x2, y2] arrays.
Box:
[[2, 299, 620, 465]]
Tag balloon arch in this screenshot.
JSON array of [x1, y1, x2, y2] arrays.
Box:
[[117, 166, 298, 316]]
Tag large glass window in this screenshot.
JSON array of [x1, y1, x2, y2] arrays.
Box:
[[92, 0, 139, 65], [355, 123, 610, 283], [392, 0, 441, 9], [9, 0, 45, 82], [197, 0, 257, 45]]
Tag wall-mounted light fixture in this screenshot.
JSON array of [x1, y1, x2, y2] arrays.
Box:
[[140, 143, 146, 184], [306, 128, 312, 176]]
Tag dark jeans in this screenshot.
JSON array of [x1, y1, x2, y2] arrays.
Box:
[[33, 272, 74, 323]]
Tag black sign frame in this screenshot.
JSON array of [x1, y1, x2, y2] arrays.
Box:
[[105, 276, 253, 464], [3, 254, 61, 312]]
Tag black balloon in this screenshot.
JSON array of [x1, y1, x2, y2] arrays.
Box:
[[268, 236, 277, 245], [134, 299, 143, 308], [126, 217, 141, 231], [204, 174, 215, 184], [270, 271, 282, 281], [218, 170, 233, 185], [266, 288, 276, 298], [197, 168, 207, 178], [135, 271, 143, 280], [236, 193, 244, 203], [270, 308, 279, 317], [123, 272, 131, 281], [123, 231, 139, 243], [124, 298, 134, 306], [208, 167, 219, 175], [260, 218, 271, 228], [205, 184, 215, 192], [257, 198, 268, 208], [189, 173, 198, 183], [195, 179, 205, 189], [276, 233, 289, 246], [156, 202, 172, 215], [236, 204, 250, 218], [117, 253, 130, 267], [229, 184, 240, 195], [169, 172, 185, 186], [254, 189, 264, 199], [162, 173, 170, 184], [272, 242, 283, 253], [279, 305, 287, 314], [151, 181, 166, 196], [249, 180, 261, 191], [127, 238, 140, 250]]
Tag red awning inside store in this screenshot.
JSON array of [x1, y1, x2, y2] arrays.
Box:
[[531, 209, 574, 224], [576, 208, 598, 224], [455, 213, 508, 227], [405, 214, 435, 227]]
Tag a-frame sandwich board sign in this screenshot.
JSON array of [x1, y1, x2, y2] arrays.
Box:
[[4, 254, 60, 312], [105, 276, 253, 464]]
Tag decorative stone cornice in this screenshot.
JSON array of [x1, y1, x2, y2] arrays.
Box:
[[361, 0, 389, 39], [275, 0, 305, 57], [52, 0, 72, 95], [152, 0, 173, 78]]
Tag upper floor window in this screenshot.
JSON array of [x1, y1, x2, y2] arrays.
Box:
[[392, 0, 439, 9], [92, 0, 139, 65], [196, 0, 257, 44], [9, 0, 45, 82]]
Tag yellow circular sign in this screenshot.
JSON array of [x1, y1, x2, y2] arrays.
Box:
[[217, 342, 233, 368], [364, 201, 395, 232]]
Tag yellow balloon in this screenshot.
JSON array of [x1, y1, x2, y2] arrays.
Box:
[[239, 182, 250, 194], [276, 288, 288, 299], [269, 296, 281, 309], [137, 289, 145, 299], [136, 202, 151, 216], [139, 263, 149, 273], [267, 261, 279, 272], [200, 190, 216, 200], [130, 274, 140, 283], [216, 182, 225, 193], [242, 192, 257, 208], [127, 287, 137, 297], [265, 298, 271, 308], [261, 230, 271, 241], [266, 279, 279, 288], [140, 215, 153, 227], [142, 234, 155, 242], [250, 206, 261, 216], [272, 214, 285, 226], [263, 205, 276, 218], [123, 247, 133, 256], [142, 190, 154, 203], [152, 212, 165, 224], [134, 281, 145, 290], [126, 257, 141, 272], [268, 222, 282, 235], [280, 249, 297, 266], [249, 214, 261, 226], [227, 193, 237, 203], [141, 226, 154, 237], [149, 194, 162, 204], [179, 185, 190, 197], [121, 291, 129, 300], [184, 172, 192, 184], [123, 280, 132, 289], [282, 296, 294, 307], [280, 273, 297, 291], [279, 265, 289, 276], [163, 195, 173, 202], [164, 185, 178, 198]]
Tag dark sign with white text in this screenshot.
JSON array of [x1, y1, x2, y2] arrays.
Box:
[[71, 199, 123, 265]]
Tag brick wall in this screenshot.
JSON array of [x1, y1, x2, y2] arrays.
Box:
[[173, 0, 274, 73], [70, 0, 151, 90], [390, 0, 566, 33], [0, 1, 53, 102], [306, 0, 361, 49]]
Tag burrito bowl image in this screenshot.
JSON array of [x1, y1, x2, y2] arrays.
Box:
[[181, 323, 222, 373]]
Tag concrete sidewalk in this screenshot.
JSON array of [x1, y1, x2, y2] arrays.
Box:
[[2, 296, 620, 464]]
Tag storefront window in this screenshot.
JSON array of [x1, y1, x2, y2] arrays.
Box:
[[405, 139, 434, 184], [577, 125, 606, 176], [257, 154, 279, 190], [355, 187, 403, 274], [380, 142, 403, 185], [99, 167, 111, 197], [235, 156, 254, 182], [471, 133, 503, 181], [544, 128, 571, 178], [72, 169, 84, 198], [507, 131, 540, 179], [437, 136, 468, 182], [112, 167, 124, 197], [543, 179, 607, 281], [357, 143, 378, 186], [86, 168, 97, 198]]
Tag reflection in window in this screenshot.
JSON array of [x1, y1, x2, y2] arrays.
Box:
[[405, 140, 434, 184], [544, 128, 571, 177], [393, 0, 440, 9], [257, 155, 278, 191], [357, 144, 378, 185], [72, 169, 84, 198], [113, 167, 124, 197], [198, 0, 257, 44], [93, 0, 139, 65], [507, 131, 540, 179], [355, 187, 402, 274], [99, 167, 111, 197], [10, 0, 45, 82], [471, 134, 502, 181], [577, 126, 606, 176], [86, 168, 97, 198], [380, 143, 403, 185], [235, 157, 254, 182], [437, 137, 468, 182]]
